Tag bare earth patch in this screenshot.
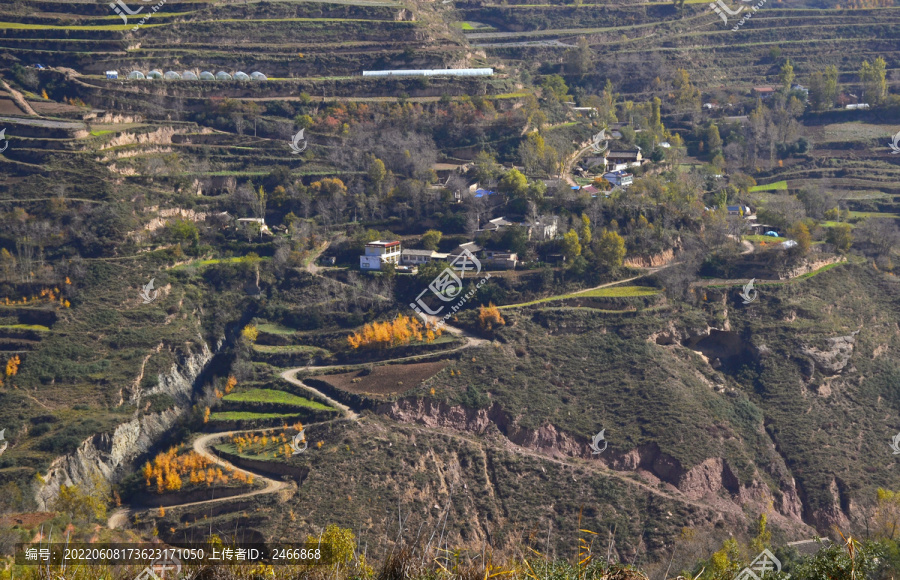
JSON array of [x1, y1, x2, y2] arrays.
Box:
[[0, 512, 54, 527], [319, 361, 447, 396], [0, 98, 24, 115]]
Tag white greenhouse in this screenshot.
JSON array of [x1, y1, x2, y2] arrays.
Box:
[[182, 71, 199, 80], [127, 71, 145, 80]]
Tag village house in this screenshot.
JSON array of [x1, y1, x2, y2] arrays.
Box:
[[752, 86, 775, 99], [528, 215, 558, 241], [477, 216, 559, 241], [477, 217, 520, 234], [400, 249, 449, 266], [360, 240, 401, 271], [726, 204, 751, 216], [484, 250, 518, 270], [447, 242, 483, 272], [603, 170, 633, 188], [605, 149, 643, 171], [236, 217, 272, 236]]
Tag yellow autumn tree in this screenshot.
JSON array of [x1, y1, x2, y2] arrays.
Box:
[[347, 315, 442, 349], [6, 355, 20, 377], [241, 324, 259, 343], [478, 303, 505, 332], [225, 375, 237, 394]]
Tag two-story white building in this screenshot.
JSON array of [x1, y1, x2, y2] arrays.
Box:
[[360, 240, 402, 271]]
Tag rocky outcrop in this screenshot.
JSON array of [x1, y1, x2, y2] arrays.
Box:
[[778, 256, 845, 280], [379, 397, 809, 531], [802, 331, 858, 375], [35, 340, 215, 510], [141, 208, 210, 234]]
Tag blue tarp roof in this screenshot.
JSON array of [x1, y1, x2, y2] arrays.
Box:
[[474, 189, 496, 198]]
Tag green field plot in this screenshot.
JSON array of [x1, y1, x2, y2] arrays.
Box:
[[208, 411, 307, 421], [0, 324, 50, 332], [749, 181, 787, 192], [251, 344, 331, 355], [849, 211, 900, 219], [223, 388, 332, 410], [501, 285, 660, 308]]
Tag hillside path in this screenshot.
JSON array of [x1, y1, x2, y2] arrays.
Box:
[[108, 428, 293, 529], [0, 77, 38, 116], [279, 324, 490, 421]]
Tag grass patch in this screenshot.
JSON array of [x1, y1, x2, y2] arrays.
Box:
[[579, 286, 661, 298], [256, 323, 298, 335], [252, 344, 330, 355], [794, 261, 844, 280], [848, 211, 900, 219], [223, 388, 332, 410], [749, 181, 787, 192], [169, 256, 265, 270], [501, 285, 659, 308], [208, 411, 306, 421], [0, 324, 50, 331], [743, 234, 785, 242]]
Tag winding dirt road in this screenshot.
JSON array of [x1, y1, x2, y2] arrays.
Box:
[[110, 324, 487, 529], [108, 428, 293, 529]]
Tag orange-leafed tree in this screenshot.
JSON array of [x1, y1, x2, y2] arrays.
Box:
[[6, 355, 20, 377], [347, 314, 442, 349], [478, 303, 505, 332]]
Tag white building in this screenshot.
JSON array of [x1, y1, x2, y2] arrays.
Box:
[[528, 216, 559, 241], [236, 217, 271, 235], [400, 249, 449, 266], [360, 240, 401, 270], [603, 171, 633, 188]]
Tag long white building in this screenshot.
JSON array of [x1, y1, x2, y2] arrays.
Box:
[[362, 68, 493, 77]]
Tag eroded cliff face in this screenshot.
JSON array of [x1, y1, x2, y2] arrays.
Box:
[[35, 340, 215, 510], [378, 397, 811, 536]]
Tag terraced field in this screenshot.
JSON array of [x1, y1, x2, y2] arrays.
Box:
[[460, 2, 900, 95], [0, 0, 468, 80]]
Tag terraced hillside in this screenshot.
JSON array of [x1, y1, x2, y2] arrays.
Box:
[[459, 1, 900, 95]]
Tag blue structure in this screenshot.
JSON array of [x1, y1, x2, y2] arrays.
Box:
[[474, 189, 496, 198]]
